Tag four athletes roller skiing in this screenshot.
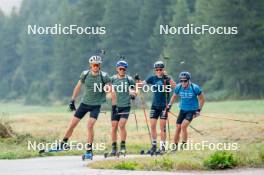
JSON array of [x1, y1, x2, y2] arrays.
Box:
[[43, 53, 205, 159]]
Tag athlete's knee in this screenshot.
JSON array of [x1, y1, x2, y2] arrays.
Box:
[[181, 124, 188, 131], [118, 121, 126, 130], [151, 124, 156, 131], [112, 125, 118, 132], [119, 124, 125, 130], [176, 125, 181, 132]]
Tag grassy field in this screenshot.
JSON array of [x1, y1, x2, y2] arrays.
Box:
[[0, 100, 264, 170]]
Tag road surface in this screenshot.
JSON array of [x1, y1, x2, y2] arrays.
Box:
[[0, 155, 264, 175]]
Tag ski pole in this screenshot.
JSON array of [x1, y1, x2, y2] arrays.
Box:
[[189, 125, 204, 135], [132, 99, 139, 132], [200, 114, 258, 124], [138, 90, 152, 144], [163, 74, 171, 142], [133, 113, 139, 132]]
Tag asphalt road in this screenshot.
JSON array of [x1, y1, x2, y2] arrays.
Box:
[[1, 155, 264, 175]]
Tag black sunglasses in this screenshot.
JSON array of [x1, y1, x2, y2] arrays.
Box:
[[180, 79, 188, 83], [155, 68, 163, 71]]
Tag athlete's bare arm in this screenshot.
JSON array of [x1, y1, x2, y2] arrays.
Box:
[[71, 80, 82, 101]]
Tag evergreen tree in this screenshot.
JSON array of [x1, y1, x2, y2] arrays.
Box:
[[164, 0, 197, 80], [194, 0, 264, 98]]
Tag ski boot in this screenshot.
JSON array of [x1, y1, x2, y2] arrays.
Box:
[[170, 143, 178, 153], [180, 142, 187, 150], [157, 145, 166, 155], [82, 150, 93, 161], [119, 141, 126, 157]]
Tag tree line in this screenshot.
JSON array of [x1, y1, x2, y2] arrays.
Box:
[[0, 0, 263, 104]]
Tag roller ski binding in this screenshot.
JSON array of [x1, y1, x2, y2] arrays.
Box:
[[82, 150, 93, 161], [104, 143, 119, 158]]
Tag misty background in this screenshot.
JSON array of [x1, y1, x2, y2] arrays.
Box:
[[0, 0, 263, 105]]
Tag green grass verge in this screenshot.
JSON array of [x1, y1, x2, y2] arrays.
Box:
[[0, 99, 264, 171], [1, 100, 263, 117], [89, 142, 264, 171]]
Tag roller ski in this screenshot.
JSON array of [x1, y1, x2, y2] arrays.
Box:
[[104, 149, 119, 158], [104, 143, 119, 158], [39, 141, 70, 154], [141, 145, 166, 156], [147, 145, 162, 156], [82, 150, 93, 161], [139, 146, 156, 155]]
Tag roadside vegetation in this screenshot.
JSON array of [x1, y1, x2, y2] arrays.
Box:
[[0, 100, 264, 170]]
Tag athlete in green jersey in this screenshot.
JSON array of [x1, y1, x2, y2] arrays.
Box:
[[110, 60, 136, 155], [58, 55, 111, 157]]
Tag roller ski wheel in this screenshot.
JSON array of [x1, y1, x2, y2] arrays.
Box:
[[82, 151, 93, 161], [140, 149, 145, 155], [104, 152, 108, 158]]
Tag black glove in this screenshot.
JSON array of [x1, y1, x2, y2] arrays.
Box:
[[111, 105, 117, 118], [69, 100, 76, 111], [130, 95, 136, 100], [134, 74, 140, 81], [163, 74, 171, 82]]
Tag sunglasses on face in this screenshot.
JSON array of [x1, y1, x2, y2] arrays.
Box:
[[119, 68, 126, 71], [155, 68, 163, 72], [180, 79, 188, 83], [92, 64, 100, 68]]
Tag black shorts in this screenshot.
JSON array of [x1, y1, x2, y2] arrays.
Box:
[[111, 106, 131, 121], [150, 105, 167, 120], [176, 110, 196, 124], [74, 103, 101, 120]]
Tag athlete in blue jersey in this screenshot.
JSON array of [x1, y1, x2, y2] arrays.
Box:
[[167, 71, 205, 150], [135, 61, 176, 154]]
